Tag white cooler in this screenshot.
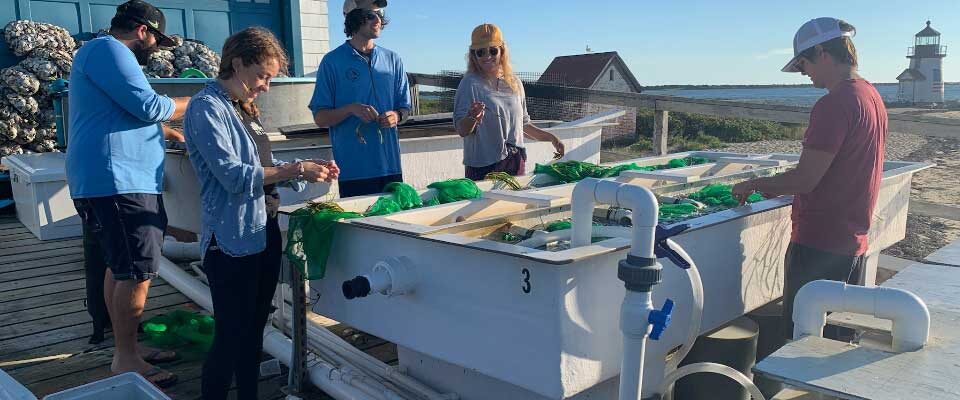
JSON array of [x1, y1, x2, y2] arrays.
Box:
[[0, 152, 81, 240], [42, 372, 169, 400]]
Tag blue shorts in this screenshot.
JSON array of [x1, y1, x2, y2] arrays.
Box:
[[73, 194, 167, 281]]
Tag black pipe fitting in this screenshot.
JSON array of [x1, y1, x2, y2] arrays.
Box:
[[618, 254, 662, 292], [342, 276, 371, 299]]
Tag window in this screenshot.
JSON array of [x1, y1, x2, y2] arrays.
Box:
[[609, 70, 614, 81], [933, 69, 942, 82]]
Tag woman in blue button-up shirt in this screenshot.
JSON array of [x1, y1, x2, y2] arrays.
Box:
[[183, 28, 338, 400]]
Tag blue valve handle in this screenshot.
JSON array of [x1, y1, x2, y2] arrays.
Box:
[[648, 299, 674, 340], [654, 224, 691, 269]]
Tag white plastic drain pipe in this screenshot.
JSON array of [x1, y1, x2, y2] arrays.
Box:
[[570, 178, 662, 400], [571, 178, 658, 255], [793, 280, 930, 352], [515, 223, 707, 399], [161, 237, 202, 261], [156, 257, 381, 400]]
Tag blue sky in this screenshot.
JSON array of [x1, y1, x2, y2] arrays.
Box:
[[327, 0, 958, 85]]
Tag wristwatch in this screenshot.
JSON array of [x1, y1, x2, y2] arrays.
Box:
[[296, 161, 305, 181]]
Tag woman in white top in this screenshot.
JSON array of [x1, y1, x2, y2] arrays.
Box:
[[453, 23, 564, 180]]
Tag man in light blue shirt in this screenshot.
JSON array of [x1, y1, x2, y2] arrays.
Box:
[[65, 0, 189, 388], [310, 0, 411, 197]]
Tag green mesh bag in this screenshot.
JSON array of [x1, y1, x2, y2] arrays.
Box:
[[364, 197, 402, 216], [365, 182, 425, 216], [665, 158, 689, 169], [427, 178, 482, 203], [142, 310, 215, 351], [659, 203, 699, 218], [686, 183, 765, 208], [687, 184, 739, 207], [383, 182, 423, 209], [285, 206, 363, 280], [534, 157, 710, 183], [545, 220, 572, 232], [534, 161, 651, 183]]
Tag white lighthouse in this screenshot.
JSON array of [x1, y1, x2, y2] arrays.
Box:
[[897, 21, 947, 104]]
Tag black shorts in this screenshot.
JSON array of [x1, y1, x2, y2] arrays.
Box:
[[781, 243, 865, 340], [73, 194, 167, 281], [338, 173, 403, 198]]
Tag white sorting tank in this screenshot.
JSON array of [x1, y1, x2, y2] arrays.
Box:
[[279, 152, 929, 399]]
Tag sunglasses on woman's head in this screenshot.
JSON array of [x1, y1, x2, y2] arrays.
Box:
[[473, 47, 500, 58]]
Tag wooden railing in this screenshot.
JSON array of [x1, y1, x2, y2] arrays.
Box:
[[408, 72, 960, 221], [408, 72, 960, 154]]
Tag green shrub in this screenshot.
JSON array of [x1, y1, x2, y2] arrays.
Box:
[[634, 109, 805, 145], [629, 137, 652, 152]]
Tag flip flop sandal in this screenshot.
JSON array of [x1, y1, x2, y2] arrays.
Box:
[[141, 367, 178, 389], [143, 349, 180, 363]]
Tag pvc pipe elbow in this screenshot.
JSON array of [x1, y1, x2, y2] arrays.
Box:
[[874, 287, 930, 352], [571, 178, 601, 247], [792, 280, 930, 352], [616, 184, 658, 229]]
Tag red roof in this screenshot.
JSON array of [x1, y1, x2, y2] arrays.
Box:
[[537, 51, 642, 92]]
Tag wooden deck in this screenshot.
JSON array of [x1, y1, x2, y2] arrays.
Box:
[[0, 213, 397, 399]]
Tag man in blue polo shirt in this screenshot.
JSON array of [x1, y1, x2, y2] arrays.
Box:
[[65, 0, 189, 388], [310, 0, 411, 197]]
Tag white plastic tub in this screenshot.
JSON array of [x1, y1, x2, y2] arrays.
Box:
[[0, 367, 36, 400], [0, 152, 81, 240], [42, 372, 169, 400]]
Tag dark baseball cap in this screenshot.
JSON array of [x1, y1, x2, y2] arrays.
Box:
[[114, 0, 175, 47]]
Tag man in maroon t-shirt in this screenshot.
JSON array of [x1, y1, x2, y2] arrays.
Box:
[[732, 17, 887, 341]]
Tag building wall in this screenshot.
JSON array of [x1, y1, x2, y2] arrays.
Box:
[[908, 56, 945, 103], [589, 64, 636, 93], [300, 0, 330, 76], [898, 80, 916, 102]]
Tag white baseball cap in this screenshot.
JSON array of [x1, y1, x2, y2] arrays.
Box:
[[343, 0, 387, 16], [782, 17, 855, 73]]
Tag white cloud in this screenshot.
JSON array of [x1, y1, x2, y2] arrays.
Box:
[[755, 48, 794, 60]]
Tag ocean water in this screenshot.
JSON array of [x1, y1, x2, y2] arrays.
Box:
[[645, 83, 960, 107]]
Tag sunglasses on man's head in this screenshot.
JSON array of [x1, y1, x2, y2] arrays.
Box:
[[364, 9, 385, 21], [473, 47, 500, 58]]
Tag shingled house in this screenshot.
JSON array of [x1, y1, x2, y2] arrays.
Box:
[[533, 51, 641, 143], [537, 51, 642, 93]]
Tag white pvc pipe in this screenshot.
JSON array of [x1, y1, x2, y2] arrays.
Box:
[[793, 280, 930, 352], [518, 226, 706, 399], [161, 237, 202, 261], [618, 290, 654, 400], [276, 283, 452, 400], [262, 327, 384, 400], [571, 178, 601, 248], [516, 226, 633, 249], [156, 257, 383, 400], [659, 362, 766, 400], [295, 309, 454, 400], [570, 178, 658, 259], [569, 179, 663, 400]]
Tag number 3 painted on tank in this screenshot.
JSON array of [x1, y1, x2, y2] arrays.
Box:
[[521, 268, 531, 294]]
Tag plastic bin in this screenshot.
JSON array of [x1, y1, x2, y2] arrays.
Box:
[[0, 367, 37, 400], [0, 152, 80, 240], [42, 372, 169, 400]]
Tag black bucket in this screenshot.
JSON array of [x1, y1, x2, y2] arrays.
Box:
[[673, 316, 759, 400]]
